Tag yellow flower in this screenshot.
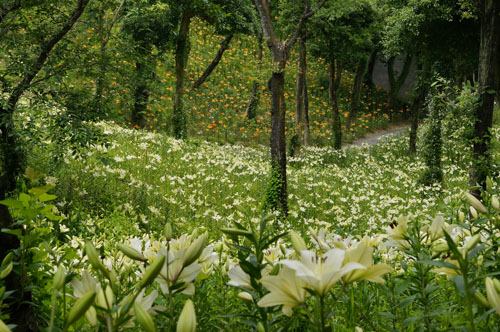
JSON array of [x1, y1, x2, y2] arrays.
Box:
[[258, 266, 309, 316], [343, 243, 393, 283]]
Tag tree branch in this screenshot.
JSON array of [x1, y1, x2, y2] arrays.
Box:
[[4, 0, 90, 114], [253, 0, 278, 46], [101, 0, 125, 49], [285, 0, 326, 52]]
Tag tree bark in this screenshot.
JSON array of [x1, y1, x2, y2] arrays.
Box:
[[329, 57, 343, 150], [131, 61, 149, 127], [295, 32, 310, 147], [269, 70, 288, 214], [364, 49, 377, 88], [173, 10, 193, 139], [346, 57, 367, 132], [245, 32, 264, 119], [409, 84, 426, 154], [470, 0, 500, 192], [387, 53, 412, 120], [192, 34, 233, 90]]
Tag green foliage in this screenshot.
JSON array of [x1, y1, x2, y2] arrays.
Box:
[[419, 81, 445, 186], [263, 162, 283, 215]]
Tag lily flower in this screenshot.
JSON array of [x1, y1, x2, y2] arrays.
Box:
[[258, 266, 309, 316], [281, 249, 365, 297], [343, 242, 393, 283]]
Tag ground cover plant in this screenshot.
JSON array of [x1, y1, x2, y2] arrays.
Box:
[[1, 0, 500, 331]]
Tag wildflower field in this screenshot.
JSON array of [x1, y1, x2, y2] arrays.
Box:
[[2, 1, 500, 331]]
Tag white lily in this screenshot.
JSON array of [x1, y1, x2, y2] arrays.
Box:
[[281, 249, 365, 296], [258, 266, 309, 316]]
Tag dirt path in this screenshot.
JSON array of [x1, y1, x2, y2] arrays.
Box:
[[348, 122, 410, 147]]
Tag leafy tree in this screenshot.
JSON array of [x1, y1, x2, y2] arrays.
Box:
[[170, 0, 255, 139], [121, 0, 175, 126], [0, 1, 91, 327], [310, 0, 377, 148], [254, 0, 325, 215], [469, 0, 500, 192], [382, 0, 479, 153]]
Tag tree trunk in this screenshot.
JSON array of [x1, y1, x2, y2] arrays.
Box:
[[131, 61, 149, 127], [269, 69, 288, 215], [387, 53, 412, 121], [329, 57, 343, 150], [470, 0, 500, 192], [409, 84, 426, 154], [192, 34, 233, 90], [173, 10, 192, 139], [346, 57, 367, 132], [245, 32, 264, 120], [295, 32, 310, 147], [364, 49, 377, 88]]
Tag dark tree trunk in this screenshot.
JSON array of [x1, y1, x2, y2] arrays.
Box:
[[173, 11, 192, 139], [387, 53, 413, 121], [269, 70, 288, 215], [409, 84, 426, 154], [192, 34, 233, 90], [254, 0, 323, 216], [346, 57, 367, 132], [329, 57, 343, 150], [245, 33, 264, 120], [364, 49, 377, 88], [470, 0, 500, 192], [131, 61, 149, 127], [295, 32, 310, 147]]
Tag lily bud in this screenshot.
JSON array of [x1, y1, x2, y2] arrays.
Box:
[[177, 299, 196, 332], [183, 233, 208, 267], [289, 231, 307, 254], [65, 291, 96, 329], [492, 196, 499, 211], [139, 255, 165, 289], [257, 322, 265, 332], [466, 193, 488, 214], [53, 265, 66, 290], [470, 206, 478, 219], [486, 277, 500, 314], [165, 223, 173, 241], [474, 290, 489, 308], [221, 228, 252, 237], [238, 292, 253, 301], [118, 244, 146, 262], [85, 242, 109, 278], [134, 301, 156, 332], [458, 211, 465, 222]]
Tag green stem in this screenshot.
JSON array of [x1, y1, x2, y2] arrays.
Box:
[[48, 289, 58, 332], [463, 270, 476, 332], [320, 296, 326, 332]]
